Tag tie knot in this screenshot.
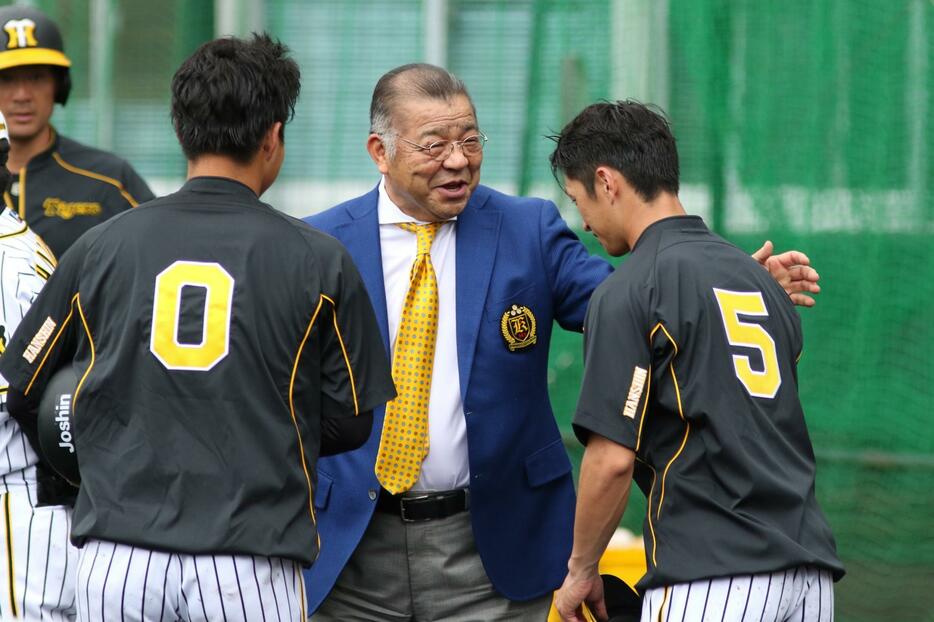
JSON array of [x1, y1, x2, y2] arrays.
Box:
[[398, 222, 442, 256]]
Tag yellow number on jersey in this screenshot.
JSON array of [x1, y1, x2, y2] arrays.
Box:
[[713, 288, 781, 398], [150, 261, 234, 371]]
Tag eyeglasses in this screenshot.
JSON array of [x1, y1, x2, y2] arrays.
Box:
[[397, 132, 488, 161]]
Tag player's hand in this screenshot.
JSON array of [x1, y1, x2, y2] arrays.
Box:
[[752, 240, 821, 307], [554, 568, 607, 621]]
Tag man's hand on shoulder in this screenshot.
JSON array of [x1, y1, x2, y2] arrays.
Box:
[[752, 240, 821, 307]]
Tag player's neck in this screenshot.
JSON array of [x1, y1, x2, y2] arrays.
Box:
[[625, 192, 686, 249], [7, 126, 54, 173], [187, 155, 263, 196]]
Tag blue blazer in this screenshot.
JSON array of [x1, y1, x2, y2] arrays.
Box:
[[302, 184, 612, 609]]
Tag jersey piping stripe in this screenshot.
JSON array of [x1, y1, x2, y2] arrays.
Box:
[[0, 220, 27, 240], [24, 294, 78, 396], [288, 296, 326, 530], [35, 263, 51, 281], [36, 246, 56, 270], [320, 294, 359, 415], [634, 365, 652, 452], [2, 493, 16, 618], [74, 295, 96, 413], [637, 457, 659, 566], [650, 323, 679, 356], [51, 150, 139, 207], [655, 326, 690, 521], [51, 152, 141, 207]]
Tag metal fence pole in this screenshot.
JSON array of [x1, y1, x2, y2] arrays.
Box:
[[424, 0, 449, 67], [90, 0, 115, 150], [215, 0, 265, 38]]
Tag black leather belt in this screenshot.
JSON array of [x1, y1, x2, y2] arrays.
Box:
[[375, 488, 470, 522]]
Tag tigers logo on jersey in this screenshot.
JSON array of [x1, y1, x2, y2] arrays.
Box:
[[3, 19, 38, 49], [43, 198, 103, 220]]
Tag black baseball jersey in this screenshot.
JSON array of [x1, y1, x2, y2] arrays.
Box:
[[0, 176, 395, 565], [3, 129, 155, 258], [573, 215, 844, 590]]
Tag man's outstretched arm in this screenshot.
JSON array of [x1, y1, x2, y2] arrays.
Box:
[[555, 434, 636, 622]]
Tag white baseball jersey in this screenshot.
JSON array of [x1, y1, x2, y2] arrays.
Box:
[[0, 208, 75, 620], [0, 206, 56, 493]]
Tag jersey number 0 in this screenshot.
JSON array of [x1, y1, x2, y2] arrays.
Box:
[[150, 261, 234, 371], [713, 288, 782, 399]]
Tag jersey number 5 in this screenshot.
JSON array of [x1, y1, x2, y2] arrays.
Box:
[[713, 288, 781, 399], [150, 261, 234, 371]]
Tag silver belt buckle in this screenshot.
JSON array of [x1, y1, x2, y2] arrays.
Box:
[[399, 493, 430, 522]]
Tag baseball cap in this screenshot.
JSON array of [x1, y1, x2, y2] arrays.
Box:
[[0, 6, 72, 72]]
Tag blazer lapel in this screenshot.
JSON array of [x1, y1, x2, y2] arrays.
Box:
[[455, 187, 500, 398], [332, 189, 391, 352]]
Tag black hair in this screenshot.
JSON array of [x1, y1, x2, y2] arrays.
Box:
[[171, 33, 300, 163], [549, 100, 679, 201]]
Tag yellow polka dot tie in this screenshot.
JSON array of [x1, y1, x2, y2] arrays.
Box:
[[375, 222, 442, 494]]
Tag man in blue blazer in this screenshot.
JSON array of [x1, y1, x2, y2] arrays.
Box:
[[303, 64, 820, 621]]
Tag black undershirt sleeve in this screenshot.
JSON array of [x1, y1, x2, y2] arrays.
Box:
[[319, 410, 373, 457], [7, 386, 40, 455]]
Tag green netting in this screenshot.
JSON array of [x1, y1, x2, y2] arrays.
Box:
[[269, 0, 424, 183], [660, 2, 934, 620], [33, 0, 212, 182], [27, 1, 934, 620]]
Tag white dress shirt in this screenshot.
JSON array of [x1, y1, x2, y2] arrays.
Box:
[[377, 178, 469, 491]]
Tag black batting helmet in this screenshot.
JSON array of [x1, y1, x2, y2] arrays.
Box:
[[0, 6, 72, 105], [37, 365, 81, 486], [603, 574, 642, 622]]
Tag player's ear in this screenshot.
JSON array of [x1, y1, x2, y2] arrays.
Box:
[[595, 166, 615, 200], [367, 133, 390, 174], [261, 122, 283, 162]]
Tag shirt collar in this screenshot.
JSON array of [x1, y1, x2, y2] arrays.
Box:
[[633, 215, 707, 250], [182, 176, 259, 199], [23, 127, 61, 166]]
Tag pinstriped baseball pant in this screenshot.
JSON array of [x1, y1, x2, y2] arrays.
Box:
[[641, 566, 834, 622], [0, 487, 77, 620], [76, 539, 306, 622]]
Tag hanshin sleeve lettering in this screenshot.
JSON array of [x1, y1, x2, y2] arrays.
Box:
[[0, 237, 85, 398], [573, 277, 652, 450], [0, 231, 53, 390]]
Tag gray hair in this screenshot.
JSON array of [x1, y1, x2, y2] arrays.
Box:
[[369, 63, 475, 159]]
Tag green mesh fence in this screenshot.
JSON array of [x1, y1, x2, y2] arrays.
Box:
[[658, 2, 933, 620], [24, 1, 934, 620]]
